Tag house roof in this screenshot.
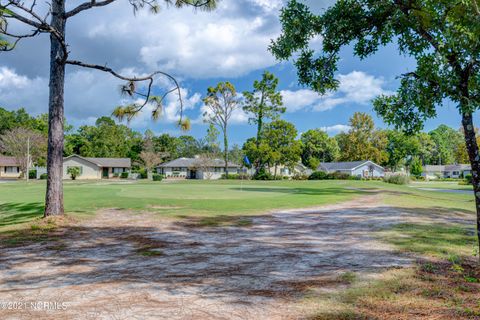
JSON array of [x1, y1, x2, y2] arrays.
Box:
[[318, 160, 384, 172], [158, 157, 239, 168], [0, 156, 19, 167], [64, 155, 131, 168], [424, 164, 471, 172]]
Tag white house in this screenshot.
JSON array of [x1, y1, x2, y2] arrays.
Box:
[[317, 160, 385, 178], [0, 156, 21, 178], [157, 157, 240, 180], [63, 155, 131, 180], [423, 164, 471, 180]]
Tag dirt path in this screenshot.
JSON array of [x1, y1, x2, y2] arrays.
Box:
[[0, 196, 417, 319]]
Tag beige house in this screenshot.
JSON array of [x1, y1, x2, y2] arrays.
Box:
[[157, 157, 239, 180], [63, 155, 131, 180], [0, 156, 21, 178]]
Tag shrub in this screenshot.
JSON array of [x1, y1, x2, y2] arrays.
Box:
[[221, 173, 251, 180], [384, 174, 410, 185], [135, 168, 148, 179], [308, 171, 329, 180], [67, 166, 81, 180], [330, 171, 352, 180], [28, 169, 37, 179], [40, 173, 48, 180], [465, 174, 473, 185], [120, 172, 129, 179], [152, 174, 163, 181], [253, 169, 274, 180], [292, 173, 309, 180], [113, 173, 119, 178]]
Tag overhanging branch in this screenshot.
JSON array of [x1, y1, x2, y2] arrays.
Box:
[[65, 59, 184, 121]]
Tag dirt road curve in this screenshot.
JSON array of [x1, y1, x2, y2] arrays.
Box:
[[0, 196, 413, 319]]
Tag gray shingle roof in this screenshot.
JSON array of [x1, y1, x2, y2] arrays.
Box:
[[0, 156, 19, 166], [65, 155, 131, 168], [318, 161, 378, 171], [424, 164, 471, 172], [158, 157, 239, 168]]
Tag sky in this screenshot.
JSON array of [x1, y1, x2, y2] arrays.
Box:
[[0, 0, 475, 146]]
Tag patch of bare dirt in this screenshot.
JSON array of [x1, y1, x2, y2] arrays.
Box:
[[0, 195, 452, 319]]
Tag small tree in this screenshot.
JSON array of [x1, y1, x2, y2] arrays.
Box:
[[67, 167, 80, 180], [410, 156, 423, 178], [242, 71, 285, 172], [0, 127, 47, 178], [203, 82, 239, 178]]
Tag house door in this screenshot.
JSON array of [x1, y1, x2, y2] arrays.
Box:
[[102, 168, 109, 179], [189, 170, 197, 179]]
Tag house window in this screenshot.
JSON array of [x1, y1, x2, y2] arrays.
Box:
[[214, 167, 224, 173], [113, 167, 126, 174], [5, 166, 19, 173], [452, 171, 459, 175]]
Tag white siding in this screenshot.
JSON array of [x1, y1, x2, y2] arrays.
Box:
[[63, 157, 100, 180], [351, 164, 384, 178]]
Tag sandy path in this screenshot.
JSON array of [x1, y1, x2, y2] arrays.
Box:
[[0, 196, 418, 319]]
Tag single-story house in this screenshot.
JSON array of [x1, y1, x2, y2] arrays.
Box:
[[422, 164, 471, 180], [63, 155, 131, 180], [317, 160, 385, 178], [157, 156, 240, 180], [0, 156, 21, 178]]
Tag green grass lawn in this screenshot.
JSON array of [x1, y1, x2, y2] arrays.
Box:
[[0, 179, 369, 229]]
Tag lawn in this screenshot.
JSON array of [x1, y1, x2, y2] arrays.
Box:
[[0, 179, 369, 229]]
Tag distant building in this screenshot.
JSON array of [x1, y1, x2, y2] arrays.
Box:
[[0, 156, 21, 178], [63, 155, 131, 180], [157, 157, 240, 180], [317, 160, 385, 178], [422, 164, 471, 180], [267, 163, 313, 178]]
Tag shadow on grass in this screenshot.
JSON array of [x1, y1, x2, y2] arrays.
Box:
[[0, 202, 44, 227], [229, 186, 372, 196]]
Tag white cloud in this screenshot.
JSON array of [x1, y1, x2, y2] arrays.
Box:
[[281, 71, 389, 113], [321, 124, 351, 134]]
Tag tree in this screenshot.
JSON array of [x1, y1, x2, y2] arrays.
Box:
[[300, 129, 339, 169], [67, 166, 80, 180], [203, 123, 221, 155], [0, 127, 47, 177], [429, 125, 464, 165], [1, 0, 217, 216], [242, 137, 274, 176], [271, 0, 480, 257], [410, 156, 423, 177], [203, 82, 239, 178], [336, 113, 388, 164], [385, 130, 420, 172], [138, 130, 166, 175], [263, 120, 302, 178], [242, 71, 285, 171]]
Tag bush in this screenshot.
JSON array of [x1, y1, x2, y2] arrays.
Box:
[[308, 171, 329, 180], [292, 173, 309, 180], [465, 174, 473, 185], [253, 169, 274, 180], [40, 173, 48, 180], [308, 171, 354, 180], [221, 173, 251, 180], [67, 166, 81, 180], [113, 173, 119, 178], [152, 174, 163, 181], [29, 170, 37, 179], [135, 168, 148, 179], [384, 174, 410, 185], [120, 172, 129, 179]]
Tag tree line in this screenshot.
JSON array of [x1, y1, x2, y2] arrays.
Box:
[[0, 92, 473, 179]]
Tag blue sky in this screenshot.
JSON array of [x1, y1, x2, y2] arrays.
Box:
[[0, 0, 472, 146]]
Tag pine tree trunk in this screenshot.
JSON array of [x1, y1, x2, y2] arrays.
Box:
[[461, 112, 480, 261], [44, 0, 66, 217], [223, 127, 229, 179]]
